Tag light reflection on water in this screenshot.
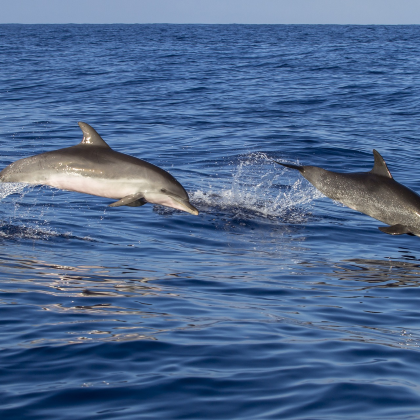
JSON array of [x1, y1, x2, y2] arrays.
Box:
[[2, 251, 420, 351]]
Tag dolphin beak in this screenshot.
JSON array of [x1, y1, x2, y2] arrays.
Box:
[[164, 191, 199, 215], [167, 194, 199, 215], [175, 198, 199, 216], [144, 192, 199, 215]]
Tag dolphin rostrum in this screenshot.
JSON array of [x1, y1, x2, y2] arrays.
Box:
[[0, 122, 199, 215], [276, 150, 420, 236]]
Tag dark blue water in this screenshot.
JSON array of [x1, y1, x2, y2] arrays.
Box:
[[1, 24, 420, 419]]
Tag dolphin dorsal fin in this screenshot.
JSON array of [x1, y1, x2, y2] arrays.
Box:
[[78, 122, 111, 148], [370, 149, 392, 178]]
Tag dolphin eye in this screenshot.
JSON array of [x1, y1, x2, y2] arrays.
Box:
[[161, 188, 167, 193]]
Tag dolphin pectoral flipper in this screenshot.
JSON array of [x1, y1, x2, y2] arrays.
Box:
[[109, 193, 146, 208], [378, 224, 416, 236], [125, 199, 147, 207]]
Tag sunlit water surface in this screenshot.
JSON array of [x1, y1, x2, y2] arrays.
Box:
[[1, 24, 420, 419]]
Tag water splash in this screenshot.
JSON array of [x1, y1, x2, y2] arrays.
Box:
[[191, 153, 323, 222], [0, 182, 29, 200], [0, 183, 64, 239], [0, 183, 100, 241]]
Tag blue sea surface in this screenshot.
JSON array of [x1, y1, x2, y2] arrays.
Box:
[[1, 24, 420, 419]]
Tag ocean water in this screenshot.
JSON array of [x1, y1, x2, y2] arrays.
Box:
[[1, 24, 420, 419]]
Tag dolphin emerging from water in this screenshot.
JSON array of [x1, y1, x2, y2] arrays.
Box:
[[0, 122, 199, 215], [276, 150, 420, 236]]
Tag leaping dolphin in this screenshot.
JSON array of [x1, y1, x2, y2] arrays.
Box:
[[276, 150, 420, 236], [0, 122, 199, 215]]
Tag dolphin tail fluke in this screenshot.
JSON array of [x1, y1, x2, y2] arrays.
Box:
[[273, 160, 304, 172], [378, 224, 416, 236]]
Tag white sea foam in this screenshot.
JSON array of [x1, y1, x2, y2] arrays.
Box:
[[190, 152, 323, 222]]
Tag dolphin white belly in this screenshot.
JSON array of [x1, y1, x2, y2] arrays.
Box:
[[46, 174, 138, 199]]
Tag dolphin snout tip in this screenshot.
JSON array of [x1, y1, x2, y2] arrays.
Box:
[[184, 203, 199, 216], [185, 202, 199, 216], [169, 195, 199, 215]]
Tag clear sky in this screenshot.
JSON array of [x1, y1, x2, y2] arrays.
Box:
[[1, 0, 420, 24]]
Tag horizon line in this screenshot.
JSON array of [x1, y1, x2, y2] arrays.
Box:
[[1, 22, 420, 26]]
